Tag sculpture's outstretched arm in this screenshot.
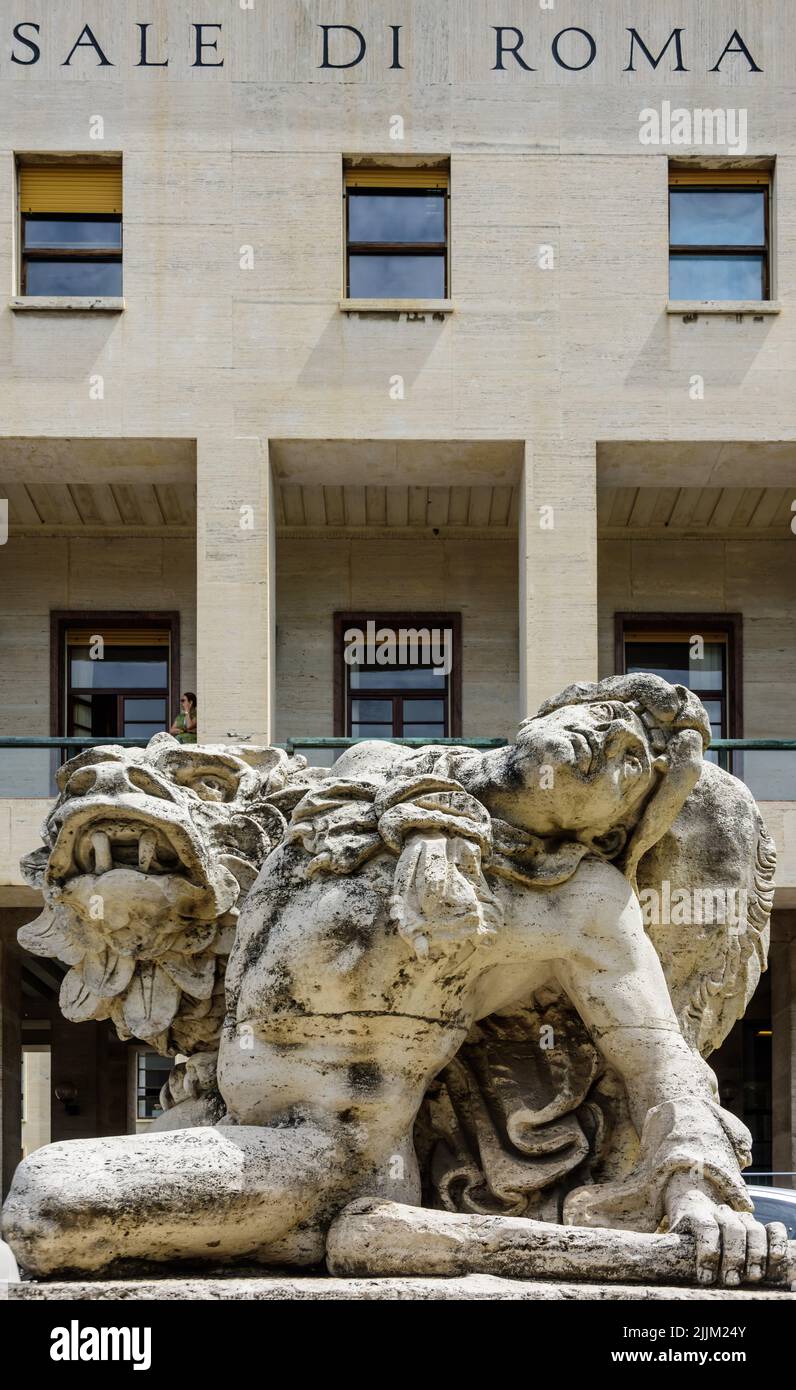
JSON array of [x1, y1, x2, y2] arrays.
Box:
[[552, 861, 784, 1287]]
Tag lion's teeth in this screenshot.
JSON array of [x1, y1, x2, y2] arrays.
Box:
[[91, 831, 112, 874], [138, 830, 157, 872]]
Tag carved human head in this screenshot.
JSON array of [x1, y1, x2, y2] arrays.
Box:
[[463, 674, 710, 880]]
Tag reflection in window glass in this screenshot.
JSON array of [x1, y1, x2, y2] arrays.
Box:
[[25, 260, 123, 296], [124, 723, 166, 739], [23, 219, 122, 249], [351, 668, 443, 690], [669, 190, 765, 247], [668, 182, 768, 302], [22, 207, 123, 296], [348, 192, 445, 243], [402, 699, 445, 722], [70, 648, 168, 690], [669, 254, 764, 301], [624, 640, 724, 692], [345, 173, 448, 300], [124, 698, 167, 721], [351, 699, 393, 722], [349, 254, 446, 299]]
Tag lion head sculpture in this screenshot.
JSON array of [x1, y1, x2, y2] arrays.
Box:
[[18, 733, 307, 1054]]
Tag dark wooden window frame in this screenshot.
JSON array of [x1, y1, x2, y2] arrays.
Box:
[[50, 611, 181, 740], [614, 612, 743, 738], [21, 212, 123, 295], [344, 185, 449, 298], [668, 183, 770, 300], [334, 611, 462, 737]]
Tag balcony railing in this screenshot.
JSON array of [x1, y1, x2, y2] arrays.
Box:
[[0, 735, 508, 797], [0, 736, 794, 799], [711, 739, 796, 802]]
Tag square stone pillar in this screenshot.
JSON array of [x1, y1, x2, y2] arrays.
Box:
[[771, 911, 796, 1188], [0, 922, 22, 1199], [196, 435, 275, 745], [519, 440, 598, 720]]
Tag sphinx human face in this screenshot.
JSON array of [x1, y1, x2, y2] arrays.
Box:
[[465, 700, 661, 842]]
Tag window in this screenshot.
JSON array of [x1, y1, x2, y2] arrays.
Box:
[[668, 170, 770, 301], [53, 612, 181, 749], [136, 1051, 173, 1122], [66, 629, 170, 740], [334, 613, 461, 738], [19, 162, 122, 296], [344, 167, 449, 299], [615, 613, 741, 766]]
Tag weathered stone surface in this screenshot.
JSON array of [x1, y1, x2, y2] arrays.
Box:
[[327, 1198, 795, 1288], [9, 1275, 794, 1303], [2, 676, 784, 1290], [17, 736, 303, 1057]]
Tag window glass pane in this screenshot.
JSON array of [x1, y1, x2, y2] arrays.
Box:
[[70, 646, 168, 691], [349, 254, 445, 299], [403, 724, 446, 738], [350, 724, 395, 738], [348, 192, 445, 244], [351, 699, 393, 722], [124, 723, 165, 740], [625, 640, 724, 691], [70, 692, 117, 739], [351, 667, 444, 690], [401, 699, 445, 722], [669, 253, 764, 301], [688, 644, 725, 692], [625, 641, 690, 686], [25, 259, 123, 296], [124, 699, 167, 722], [701, 698, 723, 731], [669, 190, 765, 247], [24, 218, 122, 250], [137, 1053, 172, 1120], [71, 697, 93, 735], [290, 746, 338, 768]]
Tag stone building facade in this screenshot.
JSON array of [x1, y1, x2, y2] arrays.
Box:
[[0, 1, 794, 1195]]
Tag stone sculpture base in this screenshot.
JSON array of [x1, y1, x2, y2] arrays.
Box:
[[8, 1276, 793, 1302]]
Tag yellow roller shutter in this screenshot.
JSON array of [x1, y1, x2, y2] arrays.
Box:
[[66, 629, 169, 647], [19, 165, 123, 214], [669, 170, 770, 187], [344, 168, 448, 189]]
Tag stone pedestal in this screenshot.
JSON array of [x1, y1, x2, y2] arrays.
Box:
[[8, 1275, 794, 1302]]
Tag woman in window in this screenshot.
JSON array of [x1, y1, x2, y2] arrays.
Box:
[[170, 692, 197, 744]]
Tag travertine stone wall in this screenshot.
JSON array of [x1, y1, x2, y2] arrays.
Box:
[[0, 535, 196, 735], [598, 537, 796, 740], [0, 0, 794, 741], [275, 536, 519, 742]]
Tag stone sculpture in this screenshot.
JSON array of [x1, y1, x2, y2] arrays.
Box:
[[3, 674, 791, 1290]]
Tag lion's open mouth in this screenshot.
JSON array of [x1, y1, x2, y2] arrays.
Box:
[[73, 819, 186, 877], [46, 798, 209, 890]]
